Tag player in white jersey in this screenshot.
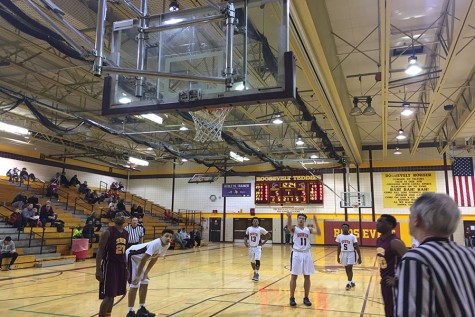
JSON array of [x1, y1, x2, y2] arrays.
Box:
[[287, 211, 321, 307], [125, 229, 174, 317], [244, 217, 271, 282], [335, 223, 362, 290]]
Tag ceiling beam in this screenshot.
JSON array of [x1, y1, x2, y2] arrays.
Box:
[[380, 0, 391, 157], [290, 0, 362, 165]]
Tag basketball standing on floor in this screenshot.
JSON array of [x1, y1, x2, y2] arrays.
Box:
[[287, 211, 321, 307], [336, 223, 362, 290], [96, 212, 128, 317], [244, 217, 271, 282]]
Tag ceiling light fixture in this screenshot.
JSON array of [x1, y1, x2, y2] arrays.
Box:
[[142, 113, 163, 125], [229, 151, 248, 163], [272, 114, 283, 124], [401, 102, 413, 116], [181, 158, 188, 162], [310, 154, 319, 159], [405, 55, 422, 76], [118, 93, 131, 104], [179, 124, 188, 131], [146, 147, 153, 151], [396, 116, 406, 140], [295, 136, 305, 146], [394, 147, 402, 155], [350, 96, 376, 116], [169, 0, 179, 11], [128, 156, 149, 166], [350, 97, 363, 116], [0, 122, 30, 135], [362, 96, 376, 116]]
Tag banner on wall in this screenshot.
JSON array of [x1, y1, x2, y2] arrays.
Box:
[[382, 172, 436, 208], [222, 183, 251, 197], [323, 220, 400, 246]]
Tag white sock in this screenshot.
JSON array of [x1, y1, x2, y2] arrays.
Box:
[[128, 307, 134, 312], [139, 304, 145, 308]]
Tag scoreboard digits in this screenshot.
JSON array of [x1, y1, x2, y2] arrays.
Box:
[[254, 175, 323, 205]]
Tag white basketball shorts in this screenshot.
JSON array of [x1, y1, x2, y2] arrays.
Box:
[[128, 256, 150, 289], [340, 251, 357, 266], [248, 246, 262, 263], [290, 251, 315, 275]]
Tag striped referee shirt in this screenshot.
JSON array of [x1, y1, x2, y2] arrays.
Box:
[[394, 237, 475, 317], [124, 224, 144, 245]]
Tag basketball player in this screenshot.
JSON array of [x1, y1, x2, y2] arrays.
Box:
[[375, 214, 407, 317], [335, 223, 362, 290], [125, 229, 174, 317], [244, 217, 271, 282], [96, 212, 128, 317], [287, 211, 321, 307]]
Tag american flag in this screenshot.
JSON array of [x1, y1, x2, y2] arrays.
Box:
[[452, 157, 475, 207]]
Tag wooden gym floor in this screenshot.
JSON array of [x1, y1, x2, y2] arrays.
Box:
[[0, 244, 384, 317]]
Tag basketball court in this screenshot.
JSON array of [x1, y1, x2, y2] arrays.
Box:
[[0, 244, 384, 317]]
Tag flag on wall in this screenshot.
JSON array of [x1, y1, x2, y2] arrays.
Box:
[[452, 157, 475, 207]]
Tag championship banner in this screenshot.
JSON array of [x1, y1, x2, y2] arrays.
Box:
[[382, 172, 436, 208], [323, 220, 400, 246], [222, 183, 252, 197]]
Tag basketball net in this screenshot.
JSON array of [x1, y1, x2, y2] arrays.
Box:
[[189, 108, 232, 142]]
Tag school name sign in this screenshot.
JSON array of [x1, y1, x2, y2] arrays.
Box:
[[382, 172, 436, 208], [323, 221, 400, 246]]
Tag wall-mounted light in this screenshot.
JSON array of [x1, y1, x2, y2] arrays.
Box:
[[169, 0, 179, 11], [142, 113, 163, 125], [128, 156, 149, 166], [295, 136, 305, 146], [0, 122, 30, 135]]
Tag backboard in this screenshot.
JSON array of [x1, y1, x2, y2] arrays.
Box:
[[188, 173, 221, 184], [340, 192, 372, 208], [99, 0, 295, 115]]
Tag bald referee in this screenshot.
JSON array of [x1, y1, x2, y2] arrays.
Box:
[[124, 217, 144, 249]]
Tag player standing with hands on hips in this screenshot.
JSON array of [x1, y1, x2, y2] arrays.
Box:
[[287, 211, 321, 307], [244, 217, 271, 282], [336, 223, 362, 290]]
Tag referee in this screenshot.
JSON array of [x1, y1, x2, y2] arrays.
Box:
[[124, 217, 144, 249]]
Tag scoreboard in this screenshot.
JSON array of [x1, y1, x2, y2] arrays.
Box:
[[255, 175, 323, 205]]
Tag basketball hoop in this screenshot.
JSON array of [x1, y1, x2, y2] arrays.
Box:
[[189, 107, 232, 142], [129, 162, 136, 169], [352, 203, 360, 211]]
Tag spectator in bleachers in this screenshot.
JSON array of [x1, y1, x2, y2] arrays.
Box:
[[82, 220, 99, 243], [6, 167, 19, 183], [60, 172, 69, 188], [0, 236, 18, 271], [11, 192, 27, 210], [105, 206, 117, 221], [8, 209, 22, 229], [173, 231, 187, 249], [116, 199, 126, 212], [117, 182, 125, 192], [51, 172, 60, 183], [39, 203, 56, 228], [78, 181, 88, 195], [130, 204, 144, 218], [72, 226, 83, 239], [87, 190, 100, 204], [21, 204, 39, 228], [69, 174, 80, 187], [27, 194, 41, 211], [124, 217, 144, 249], [19, 168, 29, 183], [46, 180, 59, 199]]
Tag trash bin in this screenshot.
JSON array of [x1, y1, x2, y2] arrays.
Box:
[[72, 238, 89, 261]]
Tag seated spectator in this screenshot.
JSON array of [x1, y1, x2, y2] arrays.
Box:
[[117, 182, 125, 192], [6, 167, 19, 183], [46, 181, 59, 199], [180, 228, 192, 248], [82, 220, 99, 242], [94, 219, 103, 232], [69, 174, 80, 187], [60, 172, 69, 188], [78, 181, 88, 195], [0, 236, 19, 271], [130, 204, 144, 218], [105, 206, 117, 221], [116, 199, 126, 212], [8, 209, 22, 229], [21, 204, 39, 228], [87, 190, 100, 204], [173, 231, 187, 249], [72, 226, 83, 239], [27, 194, 41, 211], [28, 172, 39, 182], [86, 211, 99, 224], [19, 168, 29, 183], [39, 203, 56, 228], [110, 181, 119, 191], [11, 192, 27, 210]]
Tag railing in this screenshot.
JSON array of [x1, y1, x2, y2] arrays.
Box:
[[99, 181, 108, 192], [74, 197, 94, 214], [152, 225, 170, 239], [131, 194, 146, 210], [56, 188, 70, 209], [150, 203, 165, 218]]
